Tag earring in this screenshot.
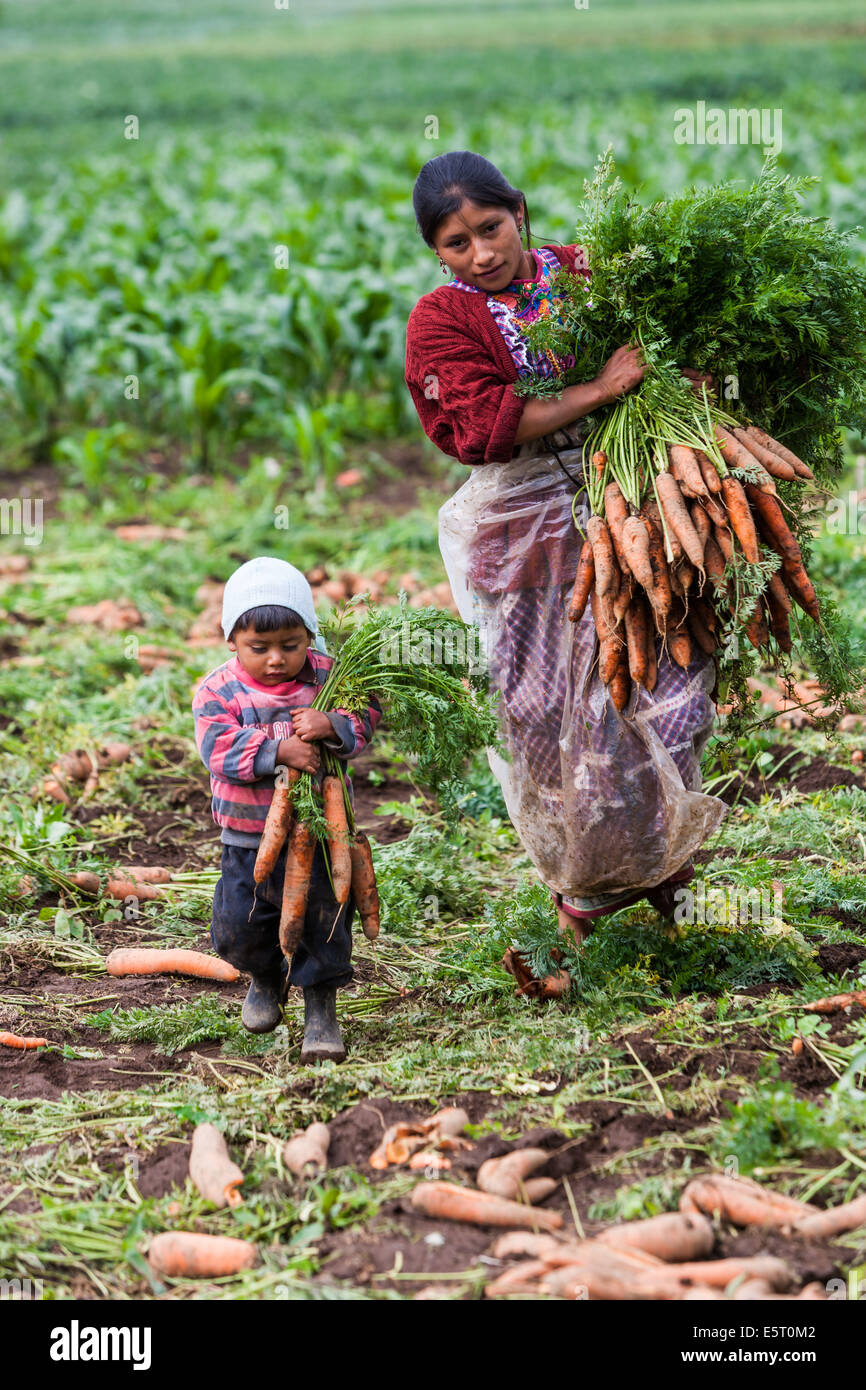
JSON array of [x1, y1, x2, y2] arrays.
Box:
[[438, 256, 448, 275]]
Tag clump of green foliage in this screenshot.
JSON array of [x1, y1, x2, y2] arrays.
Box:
[[711, 1074, 845, 1172], [86, 997, 271, 1056], [373, 820, 489, 932]]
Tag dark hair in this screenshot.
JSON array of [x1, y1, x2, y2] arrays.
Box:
[[230, 605, 312, 641], [412, 150, 555, 252]]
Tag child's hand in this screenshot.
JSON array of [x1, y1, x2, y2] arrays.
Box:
[[276, 735, 321, 774], [289, 708, 334, 742]]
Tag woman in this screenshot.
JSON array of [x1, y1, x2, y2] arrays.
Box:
[[404, 151, 725, 945]]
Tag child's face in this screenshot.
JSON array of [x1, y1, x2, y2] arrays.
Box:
[[229, 623, 312, 685]]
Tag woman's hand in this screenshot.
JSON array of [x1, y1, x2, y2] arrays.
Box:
[[680, 366, 716, 398], [595, 343, 646, 405], [289, 707, 334, 742], [276, 734, 321, 774]]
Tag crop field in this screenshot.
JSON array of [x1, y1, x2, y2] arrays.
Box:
[[1, 0, 866, 1309]]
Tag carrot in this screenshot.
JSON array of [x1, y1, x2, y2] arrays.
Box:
[[489, 1231, 564, 1261], [613, 574, 634, 624], [280, 819, 316, 958], [780, 562, 821, 623], [477, 1149, 551, 1201], [322, 774, 352, 906], [713, 424, 776, 493], [105, 948, 240, 982], [189, 1123, 244, 1208], [283, 1121, 330, 1175], [410, 1180, 563, 1231], [744, 484, 803, 566], [645, 492, 684, 564], [587, 515, 619, 598], [106, 877, 161, 902], [700, 493, 728, 529], [122, 866, 172, 884], [592, 449, 607, 478], [609, 652, 631, 711], [624, 597, 649, 686], [595, 1212, 714, 1263], [745, 599, 770, 651], [689, 501, 712, 555], [668, 444, 708, 498], [370, 1122, 421, 1170], [644, 619, 658, 693], [768, 570, 793, 614], [483, 1258, 556, 1297], [673, 558, 694, 595], [568, 540, 595, 623], [0, 1031, 49, 1049], [687, 606, 716, 656], [765, 586, 793, 653], [731, 427, 797, 480], [694, 448, 723, 495], [719, 476, 760, 562], [69, 871, 101, 894], [657, 1255, 795, 1293], [638, 504, 673, 624], [620, 516, 655, 593], [254, 769, 299, 884], [792, 1193, 866, 1240], [147, 1231, 257, 1279], [803, 990, 866, 1014], [421, 1107, 471, 1138], [349, 830, 380, 941], [590, 590, 622, 685], [701, 534, 727, 591], [680, 1174, 815, 1228], [713, 523, 734, 564], [41, 777, 71, 804], [604, 480, 632, 576], [745, 425, 814, 480]]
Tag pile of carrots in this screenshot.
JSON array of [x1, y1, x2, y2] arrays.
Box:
[[254, 765, 380, 964], [570, 418, 818, 710]]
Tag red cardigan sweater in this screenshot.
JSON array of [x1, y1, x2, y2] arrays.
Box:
[[404, 243, 588, 467]]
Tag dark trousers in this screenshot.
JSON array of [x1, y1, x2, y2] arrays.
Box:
[[211, 841, 354, 991]]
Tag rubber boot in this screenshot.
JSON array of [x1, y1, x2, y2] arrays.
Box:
[[241, 966, 288, 1034], [299, 982, 346, 1063]]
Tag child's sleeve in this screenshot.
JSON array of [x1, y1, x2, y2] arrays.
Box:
[[193, 680, 278, 783], [321, 695, 383, 759]]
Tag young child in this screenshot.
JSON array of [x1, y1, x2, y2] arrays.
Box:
[[192, 556, 382, 1061]]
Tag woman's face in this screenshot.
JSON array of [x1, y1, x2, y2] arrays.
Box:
[[433, 200, 533, 291]]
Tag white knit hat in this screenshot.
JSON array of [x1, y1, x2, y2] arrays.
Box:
[[221, 557, 327, 651]]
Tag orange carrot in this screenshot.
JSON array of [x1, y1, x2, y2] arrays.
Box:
[[687, 606, 716, 656], [283, 1121, 330, 1175], [280, 819, 316, 957], [122, 866, 172, 884], [695, 448, 723, 495], [189, 1123, 244, 1209], [105, 948, 240, 981], [106, 877, 161, 902], [713, 424, 776, 493], [69, 871, 101, 894], [731, 427, 797, 480], [673, 558, 694, 595], [624, 597, 649, 686], [595, 1212, 714, 1262], [744, 484, 803, 567], [477, 1149, 552, 1201], [644, 620, 658, 692], [322, 774, 351, 906], [745, 599, 770, 650], [713, 522, 733, 563], [254, 769, 299, 884], [689, 501, 712, 555], [701, 493, 728, 529], [410, 1180, 563, 1231], [638, 504, 673, 624], [668, 628, 692, 669], [591, 590, 622, 685], [604, 480, 632, 576], [719, 476, 760, 562], [792, 1194, 866, 1240], [609, 652, 631, 711], [620, 516, 656, 593], [701, 534, 727, 591], [803, 990, 866, 1014], [147, 1231, 257, 1278], [668, 444, 707, 498], [745, 425, 814, 480], [489, 1231, 564, 1260], [780, 562, 821, 623], [587, 515, 619, 598], [645, 493, 684, 564], [568, 540, 595, 623], [680, 1174, 815, 1228], [613, 573, 634, 624], [349, 830, 380, 941], [0, 1031, 49, 1049], [765, 585, 793, 653]]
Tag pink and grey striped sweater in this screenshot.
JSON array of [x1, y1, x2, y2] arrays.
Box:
[[192, 652, 382, 847]]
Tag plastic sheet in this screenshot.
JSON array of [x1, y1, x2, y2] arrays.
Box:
[[438, 443, 727, 897]]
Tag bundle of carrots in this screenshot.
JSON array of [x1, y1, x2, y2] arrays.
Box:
[[569, 396, 819, 711]]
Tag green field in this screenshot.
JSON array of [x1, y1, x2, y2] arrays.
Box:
[[1, 0, 866, 1307]]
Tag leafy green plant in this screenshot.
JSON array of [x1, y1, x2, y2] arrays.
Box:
[[712, 1074, 846, 1172], [85, 997, 273, 1057]]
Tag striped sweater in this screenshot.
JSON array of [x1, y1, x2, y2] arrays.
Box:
[[192, 652, 382, 848]]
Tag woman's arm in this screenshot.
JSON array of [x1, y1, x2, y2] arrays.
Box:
[[513, 344, 646, 445]]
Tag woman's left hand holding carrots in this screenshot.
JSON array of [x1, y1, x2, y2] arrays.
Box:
[[680, 366, 716, 397], [289, 707, 334, 742]]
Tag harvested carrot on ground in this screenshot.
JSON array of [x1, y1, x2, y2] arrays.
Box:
[[568, 540, 595, 623], [680, 1173, 815, 1227], [803, 990, 866, 1013], [0, 1031, 49, 1049], [596, 1212, 714, 1262], [189, 1123, 244, 1208], [105, 877, 161, 902], [147, 1231, 257, 1278], [68, 871, 101, 894], [477, 1149, 552, 1201], [254, 769, 299, 884], [410, 1180, 563, 1231], [283, 1122, 330, 1176], [105, 948, 240, 982], [122, 866, 172, 884], [791, 1193, 866, 1239], [322, 774, 352, 905]]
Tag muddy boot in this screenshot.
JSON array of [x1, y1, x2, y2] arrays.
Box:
[[241, 968, 287, 1034], [299, 982, 346, 1063]]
